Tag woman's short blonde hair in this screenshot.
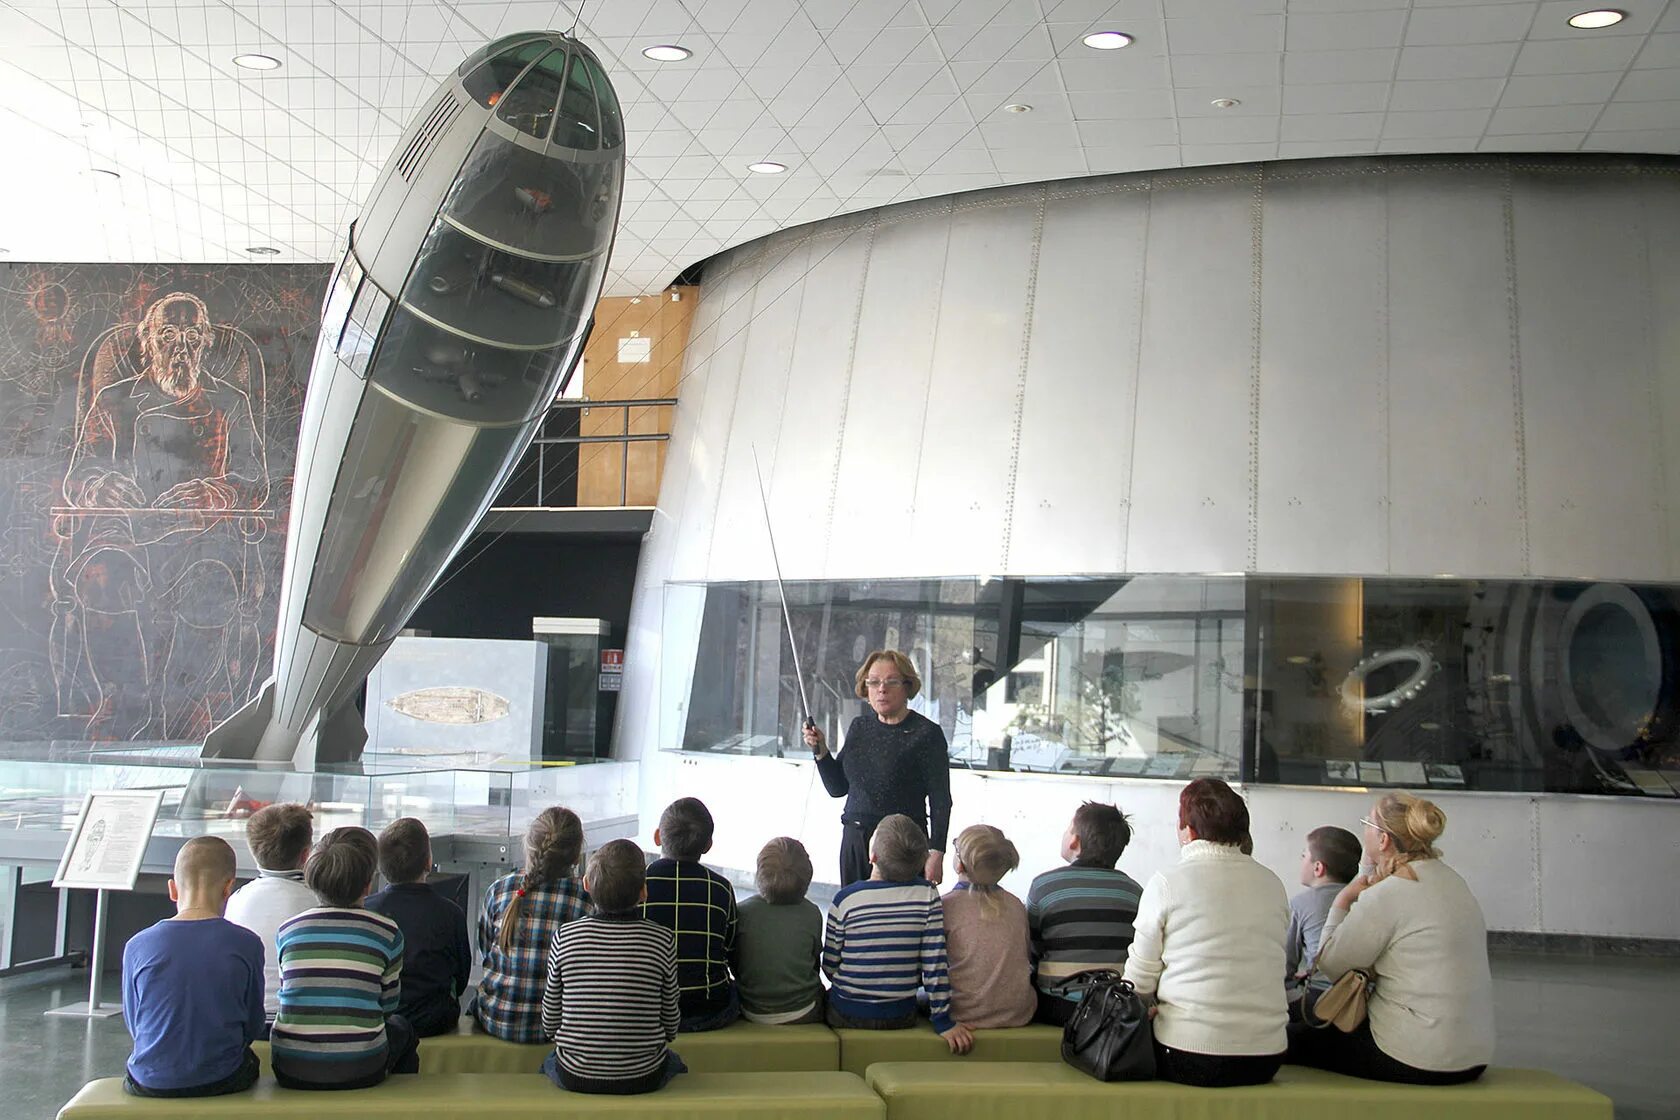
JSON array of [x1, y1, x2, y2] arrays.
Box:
[[854, 649, 922, 700]]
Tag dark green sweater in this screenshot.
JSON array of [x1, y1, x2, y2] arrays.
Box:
[[736, 895, 823, 1016]]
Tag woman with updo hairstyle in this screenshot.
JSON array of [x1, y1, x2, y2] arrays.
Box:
[[1287, 793, 1494, 1085], [940, 824, 1036, 1030], [804, 649, 954, 887], [471, 806, 589, 1042], [1122, 778, 1290, 1088]]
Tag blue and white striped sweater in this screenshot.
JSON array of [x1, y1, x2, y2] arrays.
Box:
[[822, 879, 954, 1032]]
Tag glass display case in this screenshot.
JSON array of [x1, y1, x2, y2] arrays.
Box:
[[665, 573, 1680, 799]]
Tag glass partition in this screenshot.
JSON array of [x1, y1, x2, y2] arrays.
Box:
[[667, 574, 1680, 799]]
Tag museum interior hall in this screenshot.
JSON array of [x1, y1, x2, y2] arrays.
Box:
[[0, 1, 1677, 1118]]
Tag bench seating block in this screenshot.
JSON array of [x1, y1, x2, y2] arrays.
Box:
[[833, 1026, 1062, 1077], [862, 1061, 1612, 1120], [58, 1071, 884, 1120], [253, 1020, 840, 1076]]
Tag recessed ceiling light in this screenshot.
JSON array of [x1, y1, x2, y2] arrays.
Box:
[[1567, 9, 1626, 28], [642, 44, 692, 62], [232, 53, 282, 71], [1002, 102, 1033, 114], [1082, 31, 1134, 50], [1211, 98, 1241, 109], [747, 161, 786, 174], [246, 246, 281, 255]]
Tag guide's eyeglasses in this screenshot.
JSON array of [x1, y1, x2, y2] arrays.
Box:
[[864, 678, 907, 692], [1359, 816, 1394, 837]]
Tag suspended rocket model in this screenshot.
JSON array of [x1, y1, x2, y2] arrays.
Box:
[[204, 32, 624, 764]]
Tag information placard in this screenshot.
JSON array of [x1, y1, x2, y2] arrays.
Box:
[[52, 789, 165, 891]]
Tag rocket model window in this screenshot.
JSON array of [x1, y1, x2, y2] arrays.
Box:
[[552, 53, 600, 150], [585, 54, 623, 150], [338, 279, 391, 371], [495, 48, 569, 140], [365, 306, 575, 425], [463, 39, 548, 110], [457, 32, 546, 77], [404, 219, 590, 348], [442, 130, 618, 262], [321, 254, 363, 354]]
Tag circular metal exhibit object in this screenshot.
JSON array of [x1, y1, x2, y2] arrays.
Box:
[[1341, 647, 1438, 714], [1557, 582, 1666, 754]]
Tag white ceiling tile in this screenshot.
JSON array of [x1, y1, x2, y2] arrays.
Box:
[[1180, 141, 1279, 162], [1082, 145, 1180, 173], [883, 120, 986, 149], [1615, 68, 1680, 101], [1377, 135, 1481, 153], [1166, 15, 1285, 53], [1069, 89, 1178, 118], [1077, 118, 1180, 145], [1486, 102, 1604, 133], [1179, 113, 1280, 143], [1172, 85, 1283, 117], [911, 171, 1004, 194], [1279, 111, 1383, 141], [1583, 127, 1680, 149], [1637, 34, 1680, 68], [990, 147, 1086, 175], [948, 59, 1068, 96], [1387, 78, 1505, 110], [968, 91, 1075, 121], [1281, 81, 1391, 113], [1278, 139, 1363, 158], [979, 118, 1081, 148], [1595, 100, 1680, 130], [1529, 0, 1665, 39], [1382, 108, 1494, 137], [1057, 54, 1173, 90], [1286, 10, 1408, 51], [935, 23, 1055, 62], [918, 147, 999, 174], [1168, 54, 1281, 89], [1283, 48, 1398, 84], [1164, 0, 1285, 16], [1478, 131, 1585, 150], [1403, 4, 1538, 47], [883, 93, 968, 125], [1396, 42, 1521, 80], [1499, 71, 1625, 104], [1513, 36, 1644, 73]]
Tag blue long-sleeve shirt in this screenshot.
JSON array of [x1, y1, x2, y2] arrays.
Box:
[[822, 878, 954, 1032], [122, 917, 265, 1091]]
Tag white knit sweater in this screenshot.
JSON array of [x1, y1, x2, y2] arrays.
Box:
[[1122, 839, 1289, 1056], [1313, 859, 1495, 1072]]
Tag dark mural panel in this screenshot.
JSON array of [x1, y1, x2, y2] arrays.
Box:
[[0, 262, 329, 741]]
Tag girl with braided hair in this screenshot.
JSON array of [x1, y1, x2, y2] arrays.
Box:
[[471, 807, 589, 1042]]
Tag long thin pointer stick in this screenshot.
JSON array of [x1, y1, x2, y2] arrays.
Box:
[[751, 445, 814, 733]]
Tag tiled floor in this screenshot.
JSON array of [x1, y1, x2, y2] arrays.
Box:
[[5, 949, 1676, 1118]]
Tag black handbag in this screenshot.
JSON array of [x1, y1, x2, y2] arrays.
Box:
[[1054, 969, 1156, 1082]]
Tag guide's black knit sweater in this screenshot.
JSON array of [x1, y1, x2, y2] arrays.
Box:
[[815, 709, 953, 850]]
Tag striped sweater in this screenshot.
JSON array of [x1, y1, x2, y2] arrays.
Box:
[[823, 878, 954, 1033], [539, 915, 680, 1091], [1026, 861, 1142, 999], [270, 906, 404, 1086]]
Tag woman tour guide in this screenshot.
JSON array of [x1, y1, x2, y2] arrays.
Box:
[[803, 650, 953, 887]]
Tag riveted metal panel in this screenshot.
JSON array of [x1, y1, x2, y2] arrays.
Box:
[[1513, 171, 1665, 581], [706, 238, 813, 582], [909, 195, 1043, 576], [1126, 175, 1257, 574], [1256, 171, 1388, 574], [1636, 177, 1680, 581], [826, 203, 954, 578], [1385, 168, 1526, 577], [667, 252, 760, 581], [769, 225, 876, 582], [1009, 186, 1149, 576]]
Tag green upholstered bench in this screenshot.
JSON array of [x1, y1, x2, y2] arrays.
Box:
[[862, 1061, 1613, 1120], [58, 1071, 884, 1120], [253, 1020, 840, 1076], [833, 1025, 1063, 1077]]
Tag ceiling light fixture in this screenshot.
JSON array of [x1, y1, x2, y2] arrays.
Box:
[[747, 161, 787, 174], [1211, 97, 1241, 109], [1566, 9, 1626, 28], [246, 246, 281, 255], [642, 44, 692, 62], [1003, 102, 1033, 114], [233, 53, 282, 70], [1082, 31, 1134, 50]]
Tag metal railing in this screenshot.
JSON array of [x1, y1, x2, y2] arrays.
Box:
[[504, 398, 677, 508]]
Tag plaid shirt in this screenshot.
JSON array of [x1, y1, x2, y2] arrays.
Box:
[[641, 858, 739, 1017], [473, 872, 589, 1042]]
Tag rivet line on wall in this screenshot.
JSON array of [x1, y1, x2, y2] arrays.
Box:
[[820, 222, 878, 573], [1633, 191, 1669, 572], [906, 206, 958, 516], [1121, 186, 1153, 569], [1246, 171, 1265, 572], [1501, 164, 1532, 575], [999, 189, 1049, 572], [1377, 174, 1392, 571]]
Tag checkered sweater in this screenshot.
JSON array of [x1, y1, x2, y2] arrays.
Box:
[[473, 872, 589, 1042]]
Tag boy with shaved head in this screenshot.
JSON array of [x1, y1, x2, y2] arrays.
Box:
[[121, 835, 265, 1098]]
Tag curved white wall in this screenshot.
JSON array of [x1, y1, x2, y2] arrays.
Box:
[[616, 156, 1680, 940]]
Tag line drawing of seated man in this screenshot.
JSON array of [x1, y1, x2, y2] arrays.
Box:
[[50, 290, 273, 741]]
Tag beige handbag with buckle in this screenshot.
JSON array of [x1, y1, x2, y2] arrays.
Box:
[[1312, 968, 1374, 1032]]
